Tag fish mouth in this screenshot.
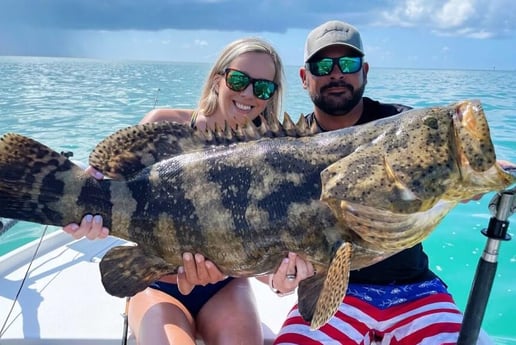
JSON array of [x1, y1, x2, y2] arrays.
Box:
[[453, 100, 496, 172], [452, 100, 516, 191], [456, 100, 484, 140]]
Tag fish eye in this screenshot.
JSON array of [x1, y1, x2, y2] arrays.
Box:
[[423, 117, 439, 130]]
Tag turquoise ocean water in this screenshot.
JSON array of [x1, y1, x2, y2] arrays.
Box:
[[0, 56, 515, 342]]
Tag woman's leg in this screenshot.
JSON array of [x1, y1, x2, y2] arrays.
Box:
[[128, 286, 196, 345], [196, 277, 263, 345]]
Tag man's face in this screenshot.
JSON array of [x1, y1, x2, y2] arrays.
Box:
[[301, 45, 369, 116]]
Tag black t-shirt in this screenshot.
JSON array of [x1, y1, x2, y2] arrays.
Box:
[[305, 97, 437, 284]]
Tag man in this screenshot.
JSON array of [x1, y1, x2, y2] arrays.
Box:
[[270, 20, 494, 345]]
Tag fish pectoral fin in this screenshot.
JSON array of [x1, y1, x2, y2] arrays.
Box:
[[311, 241, 352, 330], [382, 156, 422, 212], [320, 154, 422, 214], [99, 245, 176, 298], [297, 241, 352, 330]]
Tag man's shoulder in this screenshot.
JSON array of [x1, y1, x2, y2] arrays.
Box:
[[303, 97, 412, 128], [363, 97, 412, 115]]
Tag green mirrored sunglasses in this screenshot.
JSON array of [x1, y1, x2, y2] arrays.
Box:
[[223, 68, 277, 100], [307, 56, 362, 76]]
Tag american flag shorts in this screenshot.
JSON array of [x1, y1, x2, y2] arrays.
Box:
[[273, 278, 493, 345]]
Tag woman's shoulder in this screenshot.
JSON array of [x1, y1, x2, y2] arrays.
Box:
[[140, 108, 194, 124]]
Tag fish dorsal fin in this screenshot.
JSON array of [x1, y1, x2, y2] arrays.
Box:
[[282, 112, 298, 136], [89, 121, 208, 179], [90, 114, 319, 180], [297, 241, 352, 330]]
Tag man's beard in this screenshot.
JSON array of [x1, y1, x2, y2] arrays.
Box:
[[310, 81, 366, 116]]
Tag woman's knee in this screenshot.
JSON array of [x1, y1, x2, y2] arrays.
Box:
[[197, 278, 263, 345], [129, 288, 196, 345]]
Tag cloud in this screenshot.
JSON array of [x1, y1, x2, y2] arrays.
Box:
[[194, 39, 208, 47], [436, 0, 475, 28], [378, 0, 515, 39]]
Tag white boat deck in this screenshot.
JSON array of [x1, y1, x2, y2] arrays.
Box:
[[0, 230, 296, 344]]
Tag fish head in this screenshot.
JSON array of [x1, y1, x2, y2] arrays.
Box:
[[320, 100, 515, 254], [447, 100, 515, 198], [322, 100, 515, 213]]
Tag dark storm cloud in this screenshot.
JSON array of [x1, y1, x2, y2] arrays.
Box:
[[1, 0, 514, 38], [0, 0, 383, 32]]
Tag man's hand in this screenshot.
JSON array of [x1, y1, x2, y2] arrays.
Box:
[[499, 160, 516, 172], [267, 252, 315, 295]]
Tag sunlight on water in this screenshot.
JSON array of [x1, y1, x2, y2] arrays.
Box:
[[0, 57, 515, 343]]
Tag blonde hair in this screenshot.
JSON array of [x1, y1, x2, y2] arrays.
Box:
[[197, 37, 284, 122]]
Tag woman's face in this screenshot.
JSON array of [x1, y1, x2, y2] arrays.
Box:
[[217, 52, 276, 123]]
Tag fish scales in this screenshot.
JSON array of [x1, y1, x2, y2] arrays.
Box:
[[108, 137, 340, 272], [0, 100, 514, 330]]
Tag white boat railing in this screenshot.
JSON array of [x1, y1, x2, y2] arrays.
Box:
[[0, 229, 296, 345]]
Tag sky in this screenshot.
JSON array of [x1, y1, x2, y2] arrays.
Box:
[[0, 0, 515, 70]]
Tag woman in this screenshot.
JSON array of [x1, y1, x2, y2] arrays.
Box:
[[63, 37, 285, 345]]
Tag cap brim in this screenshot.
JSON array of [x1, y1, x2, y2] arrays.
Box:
[[305, 42, 364, 62]]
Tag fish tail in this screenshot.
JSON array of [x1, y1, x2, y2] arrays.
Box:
[[0, 133, 112, 227]]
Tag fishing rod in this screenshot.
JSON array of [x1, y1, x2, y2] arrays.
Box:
[[153, 88, 161, 109], [457, 185, 515, 344]]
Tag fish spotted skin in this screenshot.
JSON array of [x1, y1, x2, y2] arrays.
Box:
[[0, 100, 513, 329]]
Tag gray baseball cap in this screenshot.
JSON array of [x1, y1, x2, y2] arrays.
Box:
[[304, 20, 364, 62]]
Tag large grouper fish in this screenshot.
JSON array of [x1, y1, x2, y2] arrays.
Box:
[[0, 100, 514, 329]]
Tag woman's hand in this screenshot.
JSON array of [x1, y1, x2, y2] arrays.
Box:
[[62, 166, 109, 240], [62, 213, 109, 240], [176, 253, 227, 295], [268, 252, 315, 296]]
